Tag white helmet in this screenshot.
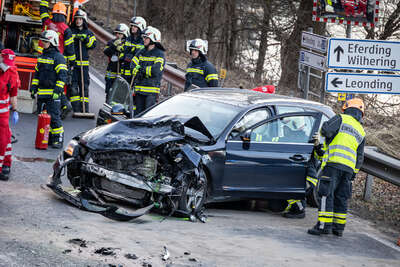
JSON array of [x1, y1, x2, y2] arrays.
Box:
[[130, 16, 147, 32], [74, 9, 87, 23], [40, 30, 59, 47], [142, 26, 161, 43], [114, 23, 130, 38], [186, 39, 208, 55]]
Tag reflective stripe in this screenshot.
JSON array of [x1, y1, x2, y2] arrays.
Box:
[[154, 57, 164, 64], [32, 79, 39, 85], [76, 61, 90, 66], [135, 86, 160, 94], [0, 107, 9, 113], [333, 212, 347, 225], [6, 144, 11, 148], [38, 58, 54, 64], [40, 0, 49, 7], [255, 134, 262, 142], [354, 168, 360, 174], [80, 97, 89, 103], [205, 73, 218, 81], [187, 68, 204, 75], [67, 55, 76, 61], [106, 71, 118, 78], [87, 36, 96, 48], [146, 66, 151, 77], [272, 137, 279, 142], [37, 89, 54, 95], [56, 81, 65, 88], [37, 47, 43, 53], [5, 151, 11, 156], [328, 152, 356, 165], [330, 145, 357, 157], [306, 176, 318, 187], [0, 97, 9, 104], [65, 37, 74, 46], [40, 12, 50, 19], [70, 96, 80, 102], [132, 57, 140, 65], [50, 127, 64, 134], [138, 56, 158, 61], [55, 64, 68, 73]]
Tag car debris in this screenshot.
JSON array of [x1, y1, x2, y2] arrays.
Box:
[[162, 246, 170, 261], [94, 247, 119, 256], [62, 249, 72, 254], [47, 116, 210, 222], [124, 253, 138, 260], [68, 238, 88, 247]]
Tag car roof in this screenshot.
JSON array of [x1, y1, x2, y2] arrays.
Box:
[[183, 88, 335, 115]]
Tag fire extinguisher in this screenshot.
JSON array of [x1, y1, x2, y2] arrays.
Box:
[[35, 109, 51, 150]]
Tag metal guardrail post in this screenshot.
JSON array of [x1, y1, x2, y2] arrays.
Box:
[[363, 174, 374, 201]]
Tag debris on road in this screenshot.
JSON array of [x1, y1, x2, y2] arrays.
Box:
[[68, 238, 88, 248], [62, 249, 72, 254], [124, 253, 138, 260], [94, 247, 119, 256], [184, 251, 191, 255], [162, 246, 170, 261], [189, 258, 197, 262]]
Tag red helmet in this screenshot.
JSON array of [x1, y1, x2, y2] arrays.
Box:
[[1, 49, 16, 67], [252, 85, 275, 94]]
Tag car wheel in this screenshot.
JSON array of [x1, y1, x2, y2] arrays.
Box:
[[179, 167, 208, 213], [267, 199, 287, 212]]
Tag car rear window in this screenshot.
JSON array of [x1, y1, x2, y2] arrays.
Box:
[[142, 95, 241, 138]]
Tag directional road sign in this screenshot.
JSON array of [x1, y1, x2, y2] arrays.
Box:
[[301, 31, 327, 53], [299, 49, 326, 71], [325, 72, 400, 94], [327, 38, 400, 71]]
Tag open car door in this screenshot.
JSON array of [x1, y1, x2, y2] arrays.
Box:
[[223, 112, 322, 200]]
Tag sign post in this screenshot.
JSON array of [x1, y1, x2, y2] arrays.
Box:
[[325, 72, 400, 94]]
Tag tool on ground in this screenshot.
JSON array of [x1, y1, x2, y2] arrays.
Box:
[[73, 40, 95, 119]]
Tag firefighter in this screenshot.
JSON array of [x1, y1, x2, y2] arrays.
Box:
[[131, 26, 165, 114], [30, 30, 68, 149], [308, 98, 365, 237], [184, 39, 218, 91], [0, 49, 21, 181], [104, 23, 129, 102], [39, 0, 75, 119], [120, 16, 146, 83], [70, 9, 97, 112]]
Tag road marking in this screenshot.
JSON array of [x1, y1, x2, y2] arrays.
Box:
[[89, 72, 105, 90], [364, 232, 400, 253]]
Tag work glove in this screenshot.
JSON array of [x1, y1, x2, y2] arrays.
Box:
[[117, 45, 124, 52], [113, 39, 122, 47], [53, 93, 60, 100], [135, 66, 146, 81], [312, 132, 320, 146], [11, 111, 19, 125], [30, 87, 37, 99], [77, 34, 88, 43]]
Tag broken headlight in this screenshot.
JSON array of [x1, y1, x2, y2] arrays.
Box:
[[64, 139, 79, 157]]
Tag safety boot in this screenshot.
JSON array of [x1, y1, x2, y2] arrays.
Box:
[[282, 209, 305, 219], [51, 133, 64, 149], [0, 166, 10, 181], [61, 101, 73, 120], [332, 229, 343, 237], [307, 223, 332, 236]]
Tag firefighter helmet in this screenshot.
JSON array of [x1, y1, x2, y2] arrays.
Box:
[[130, 16, 146, 32], [74, 9, 87, 22], [1, 49, 16, 66], [114, 23, 130, 38], [111, 104, 126, 115], [186, 39, 208, 55], [52, 2, 67, 16], [142, 26, 161, 43], [342, 98, 365, 116], [40, 30, 59, 47]]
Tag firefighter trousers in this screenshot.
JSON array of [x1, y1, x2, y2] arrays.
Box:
[[38, 98, 64, 145], [105, 77, 117, 103], [0, 115, 12, 172], [317, 166, 353, 231], [70, 65, 90, 112], [135, 93, 157, 115]]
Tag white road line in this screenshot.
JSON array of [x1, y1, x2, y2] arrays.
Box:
[[89, 72, 105, 90], [364, 232, 400, 253]]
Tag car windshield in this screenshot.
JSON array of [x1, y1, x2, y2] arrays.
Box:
[[141, 95, 241, 138]]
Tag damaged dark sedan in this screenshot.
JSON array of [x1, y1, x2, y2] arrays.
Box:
[[48, 87, 335, 221]]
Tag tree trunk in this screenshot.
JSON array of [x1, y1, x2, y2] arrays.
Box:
[[254, 0, 272, 84], [278, 0, 324, 93]]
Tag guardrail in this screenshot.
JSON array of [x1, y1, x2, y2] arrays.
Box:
[[87, 19, 400, 195]]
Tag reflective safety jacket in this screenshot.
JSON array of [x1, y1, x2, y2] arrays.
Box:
[[31, 47, 68, 99], [321, 114, 365, 174], [184, 56, 218, 91], [131, 47, 165, 95], [104, 38, 126, 80], [39, 1, 76, 64], [71, 25, 97, 67], [0, 66, 20, 117], [120, 34, 144, 78]]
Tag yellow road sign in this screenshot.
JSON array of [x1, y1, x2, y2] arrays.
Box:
[[220, 68, 227, 79]]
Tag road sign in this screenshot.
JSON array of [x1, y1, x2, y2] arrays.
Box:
[[327, 38, 400, 71], [301, 31, 327, 53], [337, 93, 346, 101], [299, 49, 326, 71], [219, 68, 227, 79], [325, 72, 400, 94]]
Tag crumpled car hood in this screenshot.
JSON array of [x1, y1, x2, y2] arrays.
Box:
[[80, 115, 213, 151]]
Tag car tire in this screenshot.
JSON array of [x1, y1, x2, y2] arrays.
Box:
[[178, 167, 208, 214], [267, 199, 287, 212]]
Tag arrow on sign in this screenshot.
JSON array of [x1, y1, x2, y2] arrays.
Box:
[[331, 77, 343, 87], [334, 45, 344, 62]]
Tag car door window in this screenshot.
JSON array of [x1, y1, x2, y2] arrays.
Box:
[[230, 108, 270, 139], [251, 115, 317, 143], [276, 106, 305, 114]]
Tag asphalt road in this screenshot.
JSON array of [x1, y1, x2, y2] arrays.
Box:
[[0, 70, 399, 267]]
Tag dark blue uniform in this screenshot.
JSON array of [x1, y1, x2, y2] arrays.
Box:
[[104, 38, 126, 102], [184, 55, 218, 91], [120, 33, 144, 83], [131, 45, 165, 114], [70, 23, 97, 112], [30, 47, 68, 146]]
